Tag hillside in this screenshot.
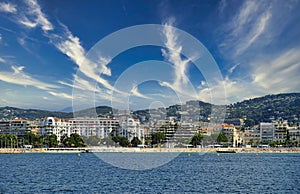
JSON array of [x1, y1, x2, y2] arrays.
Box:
[[0, 106, 73, 120], [0, 93, 299, 126], [0, 106, 114, 120], [226, 93, 300, 125]]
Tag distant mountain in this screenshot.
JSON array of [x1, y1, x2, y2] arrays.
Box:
[[0, 106, 115, 120], [0, 106, 73, 120], [74, 106, 115, 118], [0, 93, 299, 126], [59, 107, 73, 113]]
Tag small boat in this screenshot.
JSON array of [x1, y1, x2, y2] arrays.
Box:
[[216, 150, 236, 153]]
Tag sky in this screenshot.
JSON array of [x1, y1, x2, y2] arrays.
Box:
[[0, 0, 299, 111]]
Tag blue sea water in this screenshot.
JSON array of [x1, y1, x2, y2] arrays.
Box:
[[0, 153, 300, 193]]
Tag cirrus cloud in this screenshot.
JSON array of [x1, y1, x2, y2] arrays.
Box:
[[0, 65, 59, 90], [0, 2, 17, 13]]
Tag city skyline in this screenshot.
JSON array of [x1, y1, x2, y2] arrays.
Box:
[[0, 0, 299, 111]]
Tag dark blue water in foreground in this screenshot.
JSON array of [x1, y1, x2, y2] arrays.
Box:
[[0, 153, 300, 193]]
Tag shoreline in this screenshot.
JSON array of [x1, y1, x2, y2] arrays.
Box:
[[1, 147, 300, 154]]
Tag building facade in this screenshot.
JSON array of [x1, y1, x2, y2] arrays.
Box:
[[118, 118, 143, 141], [288, 126, 300, 146], [273, 120, 288, 143], [243, 128, 260, 146], [40, 117, 70, 142], [260, 122, 275, 142], [69, 118, 119, 139]]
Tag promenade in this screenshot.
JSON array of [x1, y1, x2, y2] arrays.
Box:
[[1, 147, 300, 154], [0, 148, 24, 154]]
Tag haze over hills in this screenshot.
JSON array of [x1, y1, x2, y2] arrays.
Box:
[[0, 93, 299, 126]]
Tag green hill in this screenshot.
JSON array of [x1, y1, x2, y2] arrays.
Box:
[[0, 93, 299, 126]]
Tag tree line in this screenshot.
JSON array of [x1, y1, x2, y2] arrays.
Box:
[[2, 132, 87, 148], [0, 131, 231, 149]]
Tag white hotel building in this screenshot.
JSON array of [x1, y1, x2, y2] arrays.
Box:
[[40, 117, 70, 142], [69, 118, 119, 138], [41, 117, 120, 142], [119, 118, 144, 141]]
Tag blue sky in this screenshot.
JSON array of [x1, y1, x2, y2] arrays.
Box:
[[0, 0, 299, 111]]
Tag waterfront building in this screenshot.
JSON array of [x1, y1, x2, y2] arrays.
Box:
[[273, 120, 288, 144], [221, 124, 236, 146], [27, 119, 42, 135], [288, 126, 300, 146], [40, 117, 120, 142], [69, 118, 119, 139], [174, 122, 197, 143], [0, 120, 10, 134], [200, 127, 214, 136], [10, 118, 30, 139], [0, 118, 30, 146], [40, 117, 70, 142], [118, 118, 143, 141], [151, 119, 176, 143], [260, 122, 275, 142], [243, 128, 260, 146], [233, 129, 244, 147]]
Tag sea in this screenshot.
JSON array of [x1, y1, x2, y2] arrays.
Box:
[[0, 153, 299, 193]]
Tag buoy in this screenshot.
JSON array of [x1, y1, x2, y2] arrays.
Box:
[[217, 153, 220, 156], [256, 153, 258, 157], [188, 153, 191, 157], [77, 153, 80, 157]]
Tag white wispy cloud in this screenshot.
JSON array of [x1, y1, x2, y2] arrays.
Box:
[[59, 75, 121, 104], [159, 20, 200, 103], [59, 75, 94, 92], [198, 76, 264, 104], [130, 84, 152, 99], [234, 11, 271, 56], [0, 0, 126, 108], [19, 16, 38, 29], [0, 65, 59, 90], [19, 0, 53, 31], [162, 21, 189, 88], [51, 25, 117, 94], [215, 0, 300, 103], [15, 0, 120, 102], [204, 48, 300, 105], [230, 1, 258, 37], [48, 91, 72, 99], [220, 1, 272, 58], [0, 2, 17, 13], [252, 48, 300, 93], [228, 63, 240, 74], [0, 57, 5, 63]]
